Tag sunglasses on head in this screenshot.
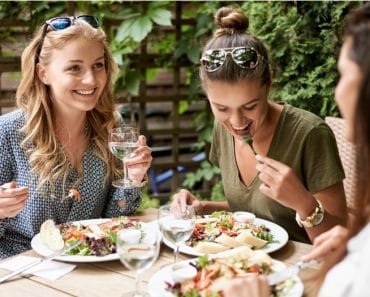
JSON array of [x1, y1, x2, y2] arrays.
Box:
[[36, 15, 99, 61], [200, 47, 260, 72]]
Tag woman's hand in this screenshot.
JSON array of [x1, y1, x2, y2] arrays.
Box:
[[125, 135, 152, 185], [171, 189, 202, 214], [222, 275, 270, 297], [255, 155, 314, 211], [301, 225, 349, 262], [0, 181, 29, 219]]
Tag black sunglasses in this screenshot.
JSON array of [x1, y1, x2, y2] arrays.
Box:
[[200, 47, 260, 72], [36, 15, 99, 61]]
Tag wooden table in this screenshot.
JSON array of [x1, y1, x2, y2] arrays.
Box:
[[0, 208, 318, 297]]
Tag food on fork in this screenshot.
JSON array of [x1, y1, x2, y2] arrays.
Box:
[[60, 188, 81, 203], [68, 188, 81, 201]]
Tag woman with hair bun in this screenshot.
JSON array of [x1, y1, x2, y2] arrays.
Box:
[[172, 6, 347, 243]]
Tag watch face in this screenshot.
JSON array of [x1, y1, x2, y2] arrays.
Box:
[[312, 212, 324, 225]]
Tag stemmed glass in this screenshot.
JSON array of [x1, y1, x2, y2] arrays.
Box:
[[117, 225, 161, 297], [108, 126, 139, 188], [158, 204, 195, 263]]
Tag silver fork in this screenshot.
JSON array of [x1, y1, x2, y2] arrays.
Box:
[[267, 259, 319, 286]]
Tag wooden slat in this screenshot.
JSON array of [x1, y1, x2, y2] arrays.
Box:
[[0, 57, 21, 72]]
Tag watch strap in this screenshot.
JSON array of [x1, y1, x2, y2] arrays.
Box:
[[295, 200, 325, 228]]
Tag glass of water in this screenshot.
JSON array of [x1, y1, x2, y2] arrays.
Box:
[[117, 225, 160, 297], [108, 126, 139, 188], [158, 204, 195, 263]]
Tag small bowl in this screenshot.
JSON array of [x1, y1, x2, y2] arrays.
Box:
[[171, 262, 197, 283], [234, 211, 256, 224]]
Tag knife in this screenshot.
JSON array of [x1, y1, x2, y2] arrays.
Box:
[[0, 239, 83, 284], [267, 259, 319, 286]]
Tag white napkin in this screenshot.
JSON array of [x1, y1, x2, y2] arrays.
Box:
[[0, 255, 76, 281]]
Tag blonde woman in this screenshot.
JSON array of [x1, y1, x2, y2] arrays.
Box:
[[0, 15, 152, 258]]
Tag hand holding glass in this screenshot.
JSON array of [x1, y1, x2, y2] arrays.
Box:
[[109, 126, 139, 188], [117, 226, 160, 297], [158, 204, 195, 263]]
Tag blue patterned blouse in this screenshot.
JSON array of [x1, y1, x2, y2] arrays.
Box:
[[0, 110, 141, 258]]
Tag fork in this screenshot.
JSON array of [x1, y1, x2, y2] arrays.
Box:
[[267, 259, 319, 286], [0, 239, 83, 284]]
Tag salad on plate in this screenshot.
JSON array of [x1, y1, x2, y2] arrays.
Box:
[[187, 211, 279, 254], [39, 216, 140, 256], [148, 246, 302, 297]]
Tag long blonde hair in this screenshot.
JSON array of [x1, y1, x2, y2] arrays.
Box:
[[16, 19, 119, 196]]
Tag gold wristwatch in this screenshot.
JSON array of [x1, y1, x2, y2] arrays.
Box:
[[295, 200, 325, 228]]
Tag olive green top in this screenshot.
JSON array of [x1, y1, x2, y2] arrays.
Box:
[[209, 104, 345, 243]]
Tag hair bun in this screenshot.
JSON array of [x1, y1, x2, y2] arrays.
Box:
[[215, 7, 249, 36]]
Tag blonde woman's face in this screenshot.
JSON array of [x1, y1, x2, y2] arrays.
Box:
[[206, 79, 269, 139], [37, 37, 107, 115], [335, 37, 362, 143]]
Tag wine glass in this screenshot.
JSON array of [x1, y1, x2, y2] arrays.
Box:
[[108, 126, 139, 188], [117, 225, 160, 297], [158, 204, 195, 263]]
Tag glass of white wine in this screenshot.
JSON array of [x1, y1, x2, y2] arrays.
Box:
[[108, 126, 139, 188], [117, 225, 160, 297], [158, 204, 195, 263]]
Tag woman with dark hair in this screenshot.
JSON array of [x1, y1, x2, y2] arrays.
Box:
[[172, 6, 347, 243], [0, 15, 152, 258], [223, 3, 370, 296]]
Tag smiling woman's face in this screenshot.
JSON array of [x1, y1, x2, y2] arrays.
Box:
[[205, 79, 269, 139], [335, 37, 362, 143], [37, 37, 107, 116]]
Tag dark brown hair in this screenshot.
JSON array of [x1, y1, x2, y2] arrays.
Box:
[[199, 6, 271, 86], [346, 3, 370, 236], [314, 3, 370, 293]]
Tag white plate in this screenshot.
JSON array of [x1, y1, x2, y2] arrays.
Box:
[[162, 217, 289, 256], [148, 258, 303, 297], [31, 218, 157, 263]]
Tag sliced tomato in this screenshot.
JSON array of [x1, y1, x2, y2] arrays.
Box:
[[219, 225, 228, 233], [247, 265, 260, 274], [195, 224, 205, 231]]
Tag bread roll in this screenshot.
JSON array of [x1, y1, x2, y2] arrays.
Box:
[[40, 219, 64, 251]]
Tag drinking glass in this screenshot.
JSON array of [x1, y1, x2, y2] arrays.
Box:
[[108, 126, 139, 188], [117, 225, 160, 297], [158, 204, 195, 263]]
